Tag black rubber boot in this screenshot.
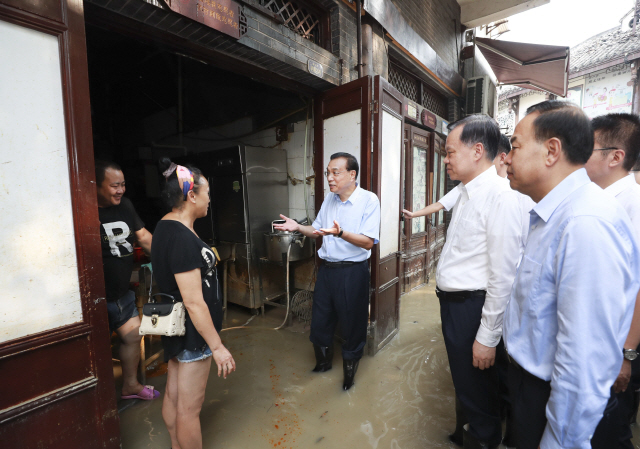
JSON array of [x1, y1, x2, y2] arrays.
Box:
[[462, 426, 498, 449], [449, 395, 467, 446], [342, 358, 360, 390], [312, 344, 333, 372]]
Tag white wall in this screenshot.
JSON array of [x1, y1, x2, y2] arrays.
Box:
[[0, 20, 83, 343], [518, 90, 547, 122]]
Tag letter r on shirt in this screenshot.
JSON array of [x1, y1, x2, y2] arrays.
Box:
[[103, 221, 133, 257]]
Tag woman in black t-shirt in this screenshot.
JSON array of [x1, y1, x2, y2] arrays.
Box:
[[151, 158, 235, 449]]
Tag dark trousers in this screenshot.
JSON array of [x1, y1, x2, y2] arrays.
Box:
[[591, 355, 640, 449], [439, 292, 502, 444], [310, 261, 370, 360], [507, 360, 551, 449]]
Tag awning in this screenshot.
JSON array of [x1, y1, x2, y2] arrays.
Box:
[[475, 37, 570, 97]]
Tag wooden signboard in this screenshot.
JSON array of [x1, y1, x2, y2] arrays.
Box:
[[166, 0, 242, 39]]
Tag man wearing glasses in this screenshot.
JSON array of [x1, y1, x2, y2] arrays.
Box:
[[274, 152, 380, 390], [584, 113, 640, 449]]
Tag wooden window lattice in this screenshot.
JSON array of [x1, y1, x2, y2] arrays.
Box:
[[422, 87, 448, 119], [259, 0, 321, 45], [389, 64, 419, 103], [390, 63, 449, 119]]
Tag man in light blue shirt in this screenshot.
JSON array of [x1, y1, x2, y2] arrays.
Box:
[[503, 101, 640, 449], [275, 152, 380, 390]]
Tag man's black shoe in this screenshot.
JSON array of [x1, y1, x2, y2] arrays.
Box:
[[449, 395, 467, 446], [448, 430, 463, 446], [342, 358, 360, 390], [462, 426, 499, 449], [312, 344, 333, 372]]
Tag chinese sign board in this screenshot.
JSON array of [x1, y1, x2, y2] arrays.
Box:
[[166, 0, 242, 39], [583, 63, 633, 119], [421, 109, 436, 129], [308, 59, 323, 78]]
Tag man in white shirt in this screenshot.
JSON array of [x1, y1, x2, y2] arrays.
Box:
[[503, 102, 639, 449], [404, 134, 534, 259], [435, 115, 524, 448], [584, 113, 640, 449]]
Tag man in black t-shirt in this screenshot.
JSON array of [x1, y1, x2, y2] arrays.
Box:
[[96, 160, 158, 401]]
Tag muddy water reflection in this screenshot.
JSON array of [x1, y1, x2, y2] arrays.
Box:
[[119, 286, 459, 448]]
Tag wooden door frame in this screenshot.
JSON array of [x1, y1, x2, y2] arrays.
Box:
[[313, 76, 372, 206], [369, 75, 404, 355], [404, 125, 432, 241], [0, 1, 118, 446], [313, 76, 372, 261]]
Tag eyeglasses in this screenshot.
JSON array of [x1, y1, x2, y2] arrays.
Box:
[[324, 170, 351, 178], [593, 147, 619, 151]]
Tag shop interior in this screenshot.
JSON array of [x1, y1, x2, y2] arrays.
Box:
[[84, 22, 319, 397]]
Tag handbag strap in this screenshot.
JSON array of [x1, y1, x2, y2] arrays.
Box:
[[150, 292, 177, 304]]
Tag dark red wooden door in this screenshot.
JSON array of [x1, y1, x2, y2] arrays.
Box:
[[313, 76, 404, 356], [369, 76, 404, 355], [0, 1, 119, 448]]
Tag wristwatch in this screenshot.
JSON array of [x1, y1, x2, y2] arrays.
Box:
[[623, 348, 638, 361], [337, 227, 344, 238]]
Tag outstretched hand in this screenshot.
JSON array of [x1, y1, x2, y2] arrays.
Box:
[[273, 214, 300, 232], [315, 220, 340, 236], [402, 209, 414, 219]]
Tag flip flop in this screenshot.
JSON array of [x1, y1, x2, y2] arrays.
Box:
[[121, 385, 160, 400]]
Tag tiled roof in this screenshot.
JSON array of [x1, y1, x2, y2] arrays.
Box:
[[570, 26, 640, 74]]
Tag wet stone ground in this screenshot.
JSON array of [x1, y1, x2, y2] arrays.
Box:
[[116, 286, 640, 449]]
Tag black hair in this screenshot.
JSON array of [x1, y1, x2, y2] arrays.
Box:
[[158, 157, 204, 210], [498, 133, 511, 155], [447, 115, 500, 160], [95, 160, 122, 186], [526, 100, 593, 165], [330, 152, 359, 178], [591, 113, 640, 171]]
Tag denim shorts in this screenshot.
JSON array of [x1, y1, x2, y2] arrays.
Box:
[[176, 345, 213, 363], [107, 290, 139, 333]]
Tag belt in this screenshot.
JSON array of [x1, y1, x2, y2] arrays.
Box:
[[506, 352, 545, 382], [435, 287, 486, 302], [323, 260, 366, 268]]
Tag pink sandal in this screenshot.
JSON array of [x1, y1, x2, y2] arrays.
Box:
[[121, 385, 161, 400]]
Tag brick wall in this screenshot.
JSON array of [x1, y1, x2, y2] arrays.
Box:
[[329, 2, 359, 84], [389, 0, 461, 73]]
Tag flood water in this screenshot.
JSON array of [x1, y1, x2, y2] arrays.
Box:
[[116, 285, 640, 448]]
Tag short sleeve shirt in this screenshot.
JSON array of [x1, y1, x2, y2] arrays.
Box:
[[98, 197, 144, 301], [151, 220, 222, 362], [312, 185, 381, 262]]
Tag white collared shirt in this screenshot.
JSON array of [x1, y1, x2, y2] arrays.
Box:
[[605, 173, 640, 242], [439, 181, 535, 256], [436, 165, 524, 347]]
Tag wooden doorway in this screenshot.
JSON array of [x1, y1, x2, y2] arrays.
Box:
[[0, 1, 119, 447], [313, 75, 404, 356]]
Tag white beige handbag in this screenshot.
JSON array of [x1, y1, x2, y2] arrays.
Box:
[[138, 266, 186, 337], [139, 293, 186, 337]]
